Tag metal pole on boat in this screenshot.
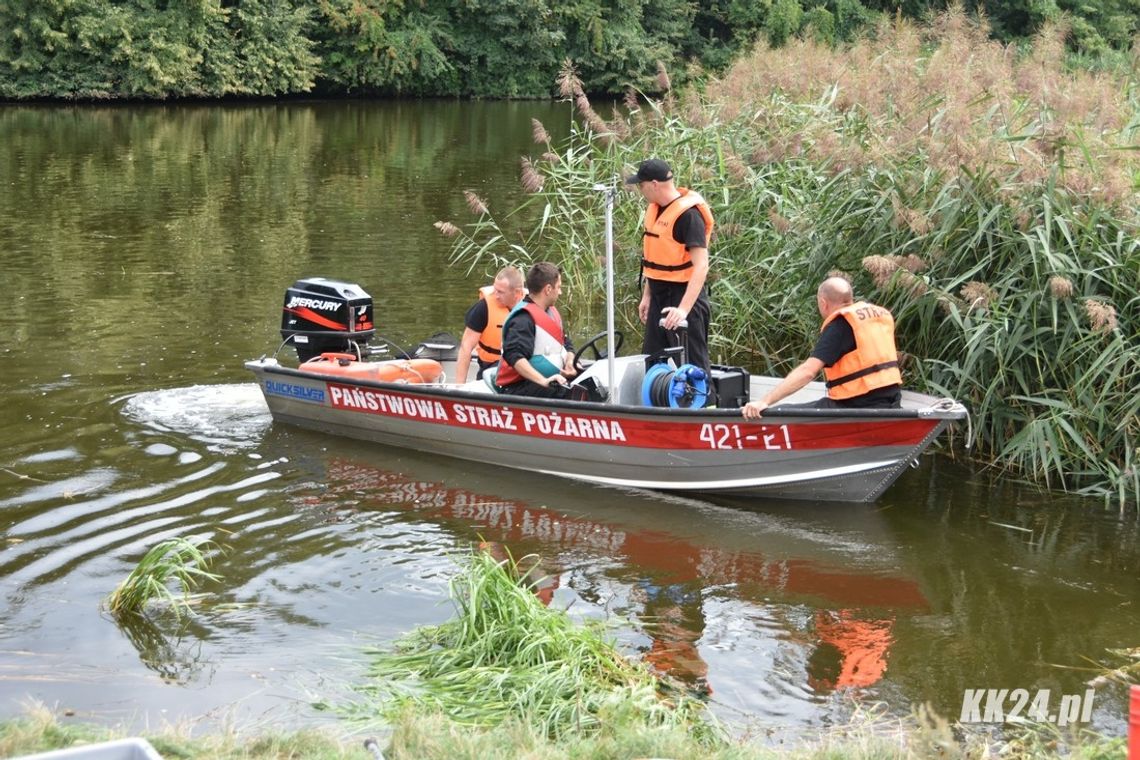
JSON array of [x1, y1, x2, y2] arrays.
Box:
[[595, 179, 617, 404]]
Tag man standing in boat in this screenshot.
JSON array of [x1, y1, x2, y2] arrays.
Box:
[[454, 265, 525, 382], [494, 262, 577, 397], [627, 158, 714, 376], [742, 276, 902, 418]]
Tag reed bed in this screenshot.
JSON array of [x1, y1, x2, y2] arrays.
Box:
[[441, 9, 1140, 507], [345, 549, 715, 742], [105, 536, 221, 619]]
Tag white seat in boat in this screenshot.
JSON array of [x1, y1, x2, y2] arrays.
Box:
[[573, 355, 646, 406]]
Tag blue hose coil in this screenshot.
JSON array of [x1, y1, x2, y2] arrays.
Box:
[[641, 363, 709, 408]]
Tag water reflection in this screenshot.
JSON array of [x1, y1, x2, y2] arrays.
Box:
[[114, 613, 212, 686], [300, 448, 928, 705]]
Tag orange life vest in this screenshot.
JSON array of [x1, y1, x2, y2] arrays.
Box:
[[820, 301, 902, 400], [641, 189, 714, 284], [476, 285, 511, 365], [495, 301, 566, 386]]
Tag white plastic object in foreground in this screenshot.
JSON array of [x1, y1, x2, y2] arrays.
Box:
[[16, 737, 163, 760]]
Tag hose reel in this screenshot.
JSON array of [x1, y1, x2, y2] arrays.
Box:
[[641, 363, 709, 408]]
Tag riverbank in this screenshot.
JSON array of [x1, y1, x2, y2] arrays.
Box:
[[1, 700, 1127, 759]]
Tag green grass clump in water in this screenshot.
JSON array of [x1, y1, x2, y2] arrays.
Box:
[[105, 536, 221, 619], [347, 549, 717, 743]]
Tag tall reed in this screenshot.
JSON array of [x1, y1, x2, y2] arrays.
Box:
[[445, 8, 1139, 507]]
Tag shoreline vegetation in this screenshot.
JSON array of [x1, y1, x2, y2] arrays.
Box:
[[1, 551, 1131, 759], [3, 1, 1140, 100], [442, 8, 1139, 508], [0, 704, 1129, 759]]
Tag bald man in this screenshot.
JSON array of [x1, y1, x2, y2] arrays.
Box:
[[742, 277, 902, 418], [455, 266, 525, 382]]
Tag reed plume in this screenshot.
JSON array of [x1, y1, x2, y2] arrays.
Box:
[[557, 59, 583, 98], [1048, 275, 1074, 300], [656, 61, 671, 93], [464, 190, 489, 216], [863, 255, 900, 289], [1084, 299, 1118, 333], [434, 220, 460, 237], [520, 157, 544, 193], [961, 281, 997, 311], [767, 206, 791, 234], [531, 118, 551, 146]]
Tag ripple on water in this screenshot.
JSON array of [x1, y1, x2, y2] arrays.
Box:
[[121, 383, 271, 451], [0, 468, 120, 509], [15, 448, 82, 464], [144, 443, 179, 457]]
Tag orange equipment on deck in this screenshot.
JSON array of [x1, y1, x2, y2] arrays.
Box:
[[298, 353, 444, 384]]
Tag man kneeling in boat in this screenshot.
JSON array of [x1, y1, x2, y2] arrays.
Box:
[[454, 265, 525, 382], [494, 262, 578, 397], [742, 276, 902, 418]]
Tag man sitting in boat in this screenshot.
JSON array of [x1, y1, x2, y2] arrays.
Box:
[[494, 261, 578, 397], [454, 265, 525, 382], [742, 276, 902, 418]]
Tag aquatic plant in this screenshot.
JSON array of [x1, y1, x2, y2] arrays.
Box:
[[446, 9, 1140, 507], [345, 548, 714, 741], [105, 536, 221, 619]]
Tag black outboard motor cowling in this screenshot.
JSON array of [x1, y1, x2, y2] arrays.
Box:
[[281, 277, 375, 362]]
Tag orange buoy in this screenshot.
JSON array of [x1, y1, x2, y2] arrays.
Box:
[[298, 353, 444, 384]]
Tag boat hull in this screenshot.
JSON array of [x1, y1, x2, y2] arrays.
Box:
[[247, 358, 964, 503]]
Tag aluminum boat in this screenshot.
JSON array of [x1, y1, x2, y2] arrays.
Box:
[[246, 342, 965, 502]]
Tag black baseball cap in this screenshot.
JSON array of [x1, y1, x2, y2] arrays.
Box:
[[624, 158, 673, 184]]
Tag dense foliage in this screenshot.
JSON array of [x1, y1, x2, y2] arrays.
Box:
[[2, 0, 1138, 99], [443, 12, 1140, 506]]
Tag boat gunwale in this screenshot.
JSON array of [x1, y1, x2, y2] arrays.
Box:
[[246, 359, 968, 422]]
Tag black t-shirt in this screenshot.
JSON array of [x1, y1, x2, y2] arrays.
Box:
[[464, 298, 489, 332], [811, 316, 900, 405], [652, 197, 707, 250], [810, 318, 857, 366]]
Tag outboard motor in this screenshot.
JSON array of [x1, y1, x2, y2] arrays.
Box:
[[280, 277, 375, 363]]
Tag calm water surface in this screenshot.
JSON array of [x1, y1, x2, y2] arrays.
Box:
[[1, 101, 1137, 740]]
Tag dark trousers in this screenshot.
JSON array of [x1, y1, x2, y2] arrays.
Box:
[[497, 378, 569, 398], [791, 386, 902, 409], [643, 280, 711, 374], [474, 358, 496, 381]]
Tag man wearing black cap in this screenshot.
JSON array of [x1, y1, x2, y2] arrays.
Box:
[[626, 158, 714, 377]]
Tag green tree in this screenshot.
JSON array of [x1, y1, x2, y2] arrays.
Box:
[[445, 0, 564, 97], [312, 0, 455, 94], [564, 0, 693, 93], [229, 0, 319, 95], [1, 0, 228, 98], [765, 0, 804, 44], [0, 0, 317, 98]]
